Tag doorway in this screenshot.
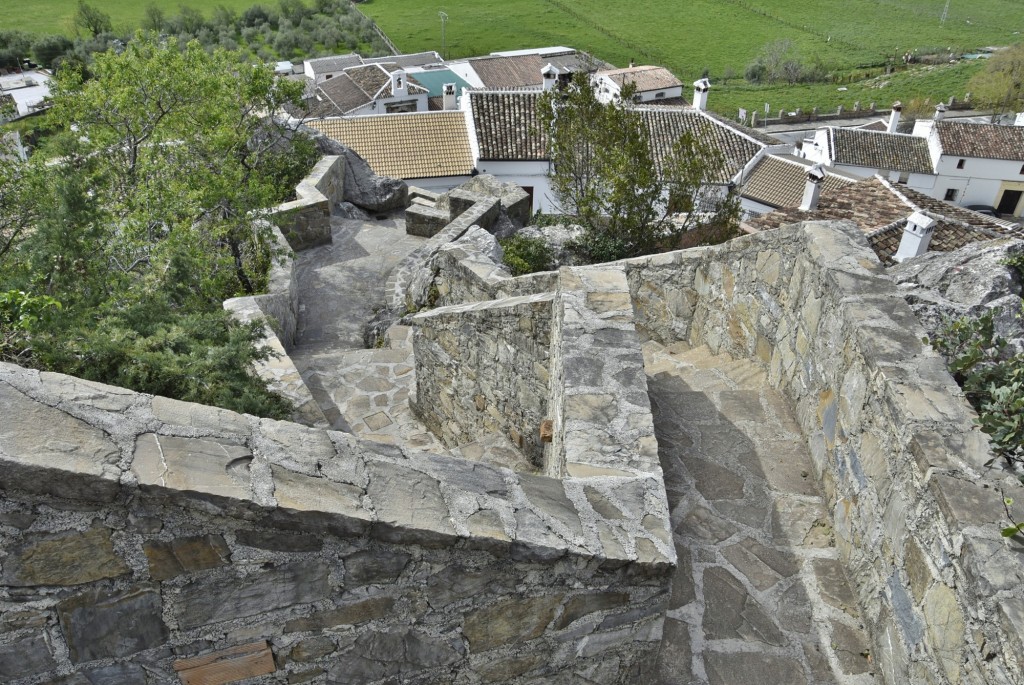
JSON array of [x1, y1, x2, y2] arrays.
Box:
[[998, 189, 1023, 216]]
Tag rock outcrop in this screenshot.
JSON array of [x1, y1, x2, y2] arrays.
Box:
[[889, 238, 1024, 354]]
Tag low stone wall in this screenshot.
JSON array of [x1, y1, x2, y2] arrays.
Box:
[[269, 155, 343, 251], [412, 293, 554, 464], [623, 220, 1024, 685], [0, 362, 674, 684], [547, 265, 661, 482]]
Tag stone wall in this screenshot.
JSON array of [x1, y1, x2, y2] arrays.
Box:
[[270, 155, 343, 251], [412, 293, 554, 464], [0, 361, 674, 684], [623, 220, 1024, 685]]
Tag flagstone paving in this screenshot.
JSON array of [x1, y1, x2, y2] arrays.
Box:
[[645, 341, 877, 685]]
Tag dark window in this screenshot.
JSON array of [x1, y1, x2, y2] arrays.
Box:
[[1019, 164, 1024, 174], [655, 91, 665, 98], [944, 189, 958, 201], [956, 158, 965, 169], [325, 74, 332, 80]]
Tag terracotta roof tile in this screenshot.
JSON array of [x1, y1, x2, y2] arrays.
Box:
[[470, 91, 548, 161], [468, 51, 590, 89], [828, 127, 933, 174], [598, 65, 682, 92], [306, 112, 474, 179], [742, 154, 857, 209], [936, 121, 1024, 161], [745, 176, 1022, 264], [638, 107, 766, 181], [305, 54, 362, 75]]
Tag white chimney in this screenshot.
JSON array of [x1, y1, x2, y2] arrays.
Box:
[[887, 101, 903, 133], [442, 83, 457, 110], [542, 65, 558, 92], [893, 211, 937, 262], [934, 103, 947, 121], [800, 163, 827, 211], [391, 69, 407, 97], [693, 78, 710, 111], [1015, 112, 1024, 127]]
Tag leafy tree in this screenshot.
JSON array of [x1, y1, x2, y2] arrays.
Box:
[[0, 30, 32, 70], [141, 4, 166, 32], [0, 34, 317, 417], [969, 42, 1024, 115], [539, 72, 739, 263], [73, 1, 113, 38], [31, 34, 74, 69]]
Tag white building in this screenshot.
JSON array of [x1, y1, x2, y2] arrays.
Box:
[[593, 65, 684, 104]]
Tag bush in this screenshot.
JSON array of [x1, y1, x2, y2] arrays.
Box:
[[500, 235, 554, 276]]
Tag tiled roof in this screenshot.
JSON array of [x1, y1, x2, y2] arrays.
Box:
[[468, 94, 766, 176], [599, 65, 682, 93], [741, 154, 857, 208], [364, 51, 443, 68], [306, 112, 474, 179], [314, 65, 427, 116], [469, 91, 548, 161], [745, 175, 1021, 264], [936, 121, 1024, 161], [306, 54, 362, 75], [638, 107, 766, 181], [468, 51, 590, 90], [702, 109, 782, 146], [828, 127, 933, 174], [317, 73, 375, 115]]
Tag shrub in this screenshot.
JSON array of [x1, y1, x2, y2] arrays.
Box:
[[500, 235, 554, 276]]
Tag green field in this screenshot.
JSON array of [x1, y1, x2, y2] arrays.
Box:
[[4, 0, 265, 36]]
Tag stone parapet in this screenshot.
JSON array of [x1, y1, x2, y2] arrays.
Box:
[[268, 155, 343, 251], [412, 293, 554, 464], [0, 361, 673, 684], [623, 220, 1024, 685]]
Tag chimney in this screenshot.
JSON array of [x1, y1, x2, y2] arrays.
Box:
[[391, 69, 407, 97], [887, 101, 903, 133], [1015, 112, 1024, 127], [893, 211, 937, 262], [542, 64, 558, 92], [442, 83, 457, 110], [692, 78, 711, 111], [800, 163, 827, 211], [934, 103, 947, 121]]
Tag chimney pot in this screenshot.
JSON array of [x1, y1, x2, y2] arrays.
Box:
[[692, 78, 711, 111], [893, 211, 937, 262], [800, 163, 826, 211], [888, 101, 903, 133], [934, 103, 947, 121], [442, 82, 457, 110]]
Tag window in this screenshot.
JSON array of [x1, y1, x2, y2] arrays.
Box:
[[944, 188, 958, 201], [324, 74, 332, 80], [956, 158, 965, 169], [1019, 163, 1024, 175], [897, 172, 910, 184], [655, 92, 665, 98]]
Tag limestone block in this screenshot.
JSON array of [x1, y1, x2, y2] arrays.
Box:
[[57, 585, 168, 663], [344, 550, 410, 585], [554, 592, 631, 630], [233, 529, 323, 553], [923, 583, 966, 684], [271, 465, 369, 523], [704, 650, 804, 685], [174, 561, 330, 629], [144, 534, 231, 581], [364, 460, 455, 536], [0, 382, 121, 501], [284, 596, 395, 632], [328, 629, 459, 684], [132, 433, 253, 501], [463, 595, 564, 651], [3, 527, 128, 587], [0, 632, 55, 680], [152, 396, 251, 435]]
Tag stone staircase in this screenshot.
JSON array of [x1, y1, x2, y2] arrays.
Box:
[[644, 341, 878, 685]]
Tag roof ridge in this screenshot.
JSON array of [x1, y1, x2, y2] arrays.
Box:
[[875, 175, 920, 212]]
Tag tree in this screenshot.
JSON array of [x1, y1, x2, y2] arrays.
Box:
[[73, 1, 113, 37], [31, 34, 74, 69], [969, 42, 1024, 115], [539, 72, 739, 262], [0, 34, 317, 417]]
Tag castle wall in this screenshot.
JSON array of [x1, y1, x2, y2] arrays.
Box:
[[623, 220, 1024, 685], [0, 360, 673, 684]]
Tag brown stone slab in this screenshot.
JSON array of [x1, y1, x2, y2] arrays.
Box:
[[174, 641, 275, 685]]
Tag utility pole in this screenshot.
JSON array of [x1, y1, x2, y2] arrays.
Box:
[[439, 11, 448, 60]]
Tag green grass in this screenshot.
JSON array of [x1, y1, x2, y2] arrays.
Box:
[[361, 0, 1023, 114], [5, 0, 265, 36]]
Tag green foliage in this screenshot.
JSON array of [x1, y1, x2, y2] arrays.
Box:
[[0, 30, 32, 69], [0, 290, 61, 363], [500, 235, 555, 276], [539, 72, 739, 263], [0, 34, 316, 418], [745, 40, 830, 85], [928, 309, 1024, 464], [73, 1, 113, 37], [31, 34, 74, 68], [969, 42, 1024, 114]]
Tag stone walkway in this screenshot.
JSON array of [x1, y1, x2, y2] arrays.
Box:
[[644, 341, 877, 685]]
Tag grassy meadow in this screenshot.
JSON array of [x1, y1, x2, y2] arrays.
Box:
[[4, 0, 265, 36]]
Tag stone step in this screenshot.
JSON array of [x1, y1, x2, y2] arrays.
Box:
[[643, 340, 876, 685], [451, 431, 537, 473]]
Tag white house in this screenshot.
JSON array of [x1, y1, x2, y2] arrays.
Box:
[[912, 114, 1024, 217], [311, 64, 429, 117], [593, 65, 684, 104], [302, 54, 363, 84], [798, 126, 937, 194]]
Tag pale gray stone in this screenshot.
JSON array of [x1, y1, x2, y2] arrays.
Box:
[[702, 566, 785, 646], [132, 433, 252, 501], [704, 650, 804, 685], [0, 633, 55, 680], [328, 629, 459, 684], [365, 461, 455, 536]]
